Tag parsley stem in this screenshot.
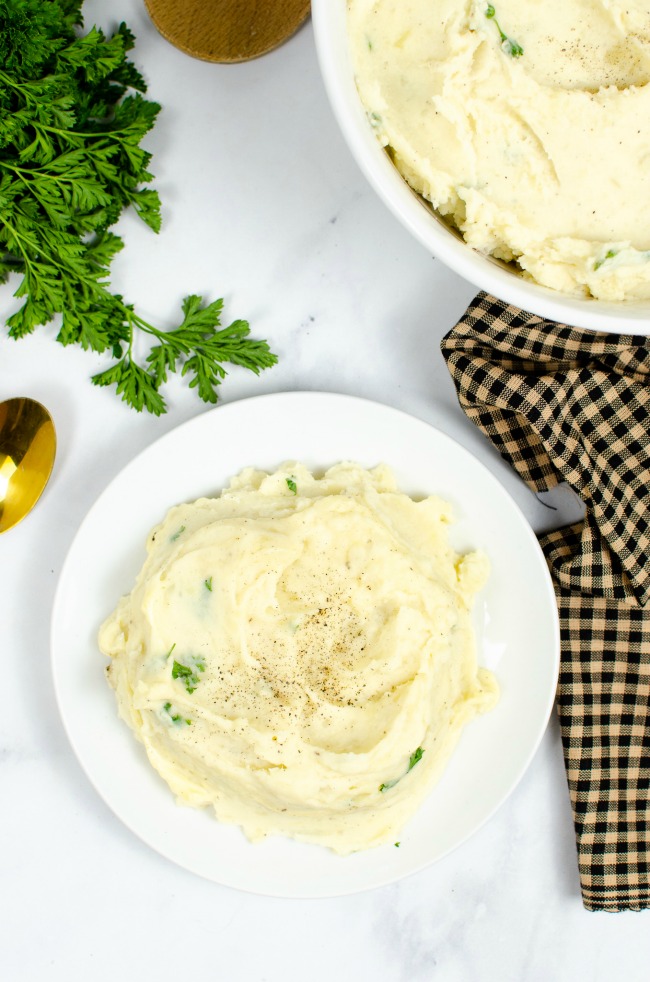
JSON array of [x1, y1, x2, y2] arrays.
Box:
[[0, 212, 103, 292], [2, 160, 86, 186], [0, 215, 39, 277]]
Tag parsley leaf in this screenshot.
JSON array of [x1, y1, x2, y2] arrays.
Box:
[[162, 701, 191, 726], [0, 0, 277, 413], [379, 777, 399, 793], [379, 746, 425, 792], [593, 248, 618, 271], [408, 747, 424, 770], [172, 657, 205, 694]]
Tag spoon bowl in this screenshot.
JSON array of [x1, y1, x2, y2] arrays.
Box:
[[0, 398, 56, 533]]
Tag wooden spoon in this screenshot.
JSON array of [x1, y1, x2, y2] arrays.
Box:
[[144, 0, 311, 64]]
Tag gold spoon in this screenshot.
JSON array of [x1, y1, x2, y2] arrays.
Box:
[[144, 0, 311, 63], [0, 397, 56, 534]]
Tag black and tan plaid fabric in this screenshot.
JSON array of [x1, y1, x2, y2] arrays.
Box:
[[441, 292, 650, 912]]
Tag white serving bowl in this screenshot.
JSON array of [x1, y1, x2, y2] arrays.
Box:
[[312, 0, 650, 335]]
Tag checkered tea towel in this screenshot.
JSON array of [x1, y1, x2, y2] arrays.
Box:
[[441, 292, 650, 912]]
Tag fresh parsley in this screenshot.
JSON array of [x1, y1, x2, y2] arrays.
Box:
[[172, 657, 205, 694], [485, 5, 523, 58], [0, 0, 277, 414], [204, 576, 213, 592], [286, 476, 297, 494]]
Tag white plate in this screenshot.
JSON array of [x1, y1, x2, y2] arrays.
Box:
[[51, 391, 559, 897]]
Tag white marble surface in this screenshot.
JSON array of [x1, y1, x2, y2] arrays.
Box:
[[2, 2, 649, 979]]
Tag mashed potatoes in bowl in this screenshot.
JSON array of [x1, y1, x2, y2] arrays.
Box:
[[348, 0, 650, 301], [99, 461, 498, 854], [312, 0, 650, 330]]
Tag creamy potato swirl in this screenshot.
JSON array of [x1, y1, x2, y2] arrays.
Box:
[[348, 0, 650, 300], [99, 462, 497, 853]]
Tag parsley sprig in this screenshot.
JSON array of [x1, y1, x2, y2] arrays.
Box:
[[485, 5, 523, 58], [0, 0, 277, 414]]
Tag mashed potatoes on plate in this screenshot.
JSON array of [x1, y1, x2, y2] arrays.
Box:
[[348, 0, 650, 300], [99, 462, 497, 853]]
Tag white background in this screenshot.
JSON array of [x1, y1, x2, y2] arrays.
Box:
[[1, 1, 648, 979]]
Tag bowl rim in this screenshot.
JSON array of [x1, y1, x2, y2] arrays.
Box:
[[311, 0, 650, 334]]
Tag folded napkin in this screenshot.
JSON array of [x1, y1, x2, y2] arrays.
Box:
[[441, 293, 650, 912]]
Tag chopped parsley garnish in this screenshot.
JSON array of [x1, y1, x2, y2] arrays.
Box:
[[170, 525, 186, 541], [594, 249, 618, 271], [408, 747, 425, 770], [163, 702, 191, 725], [286, 477, 297, 494], [485, 5, 523, 57], [204, 576, 213, 591], [379, 746, 425, 792], [379, 777, 399, 793], [172, 657, 205, 694]]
